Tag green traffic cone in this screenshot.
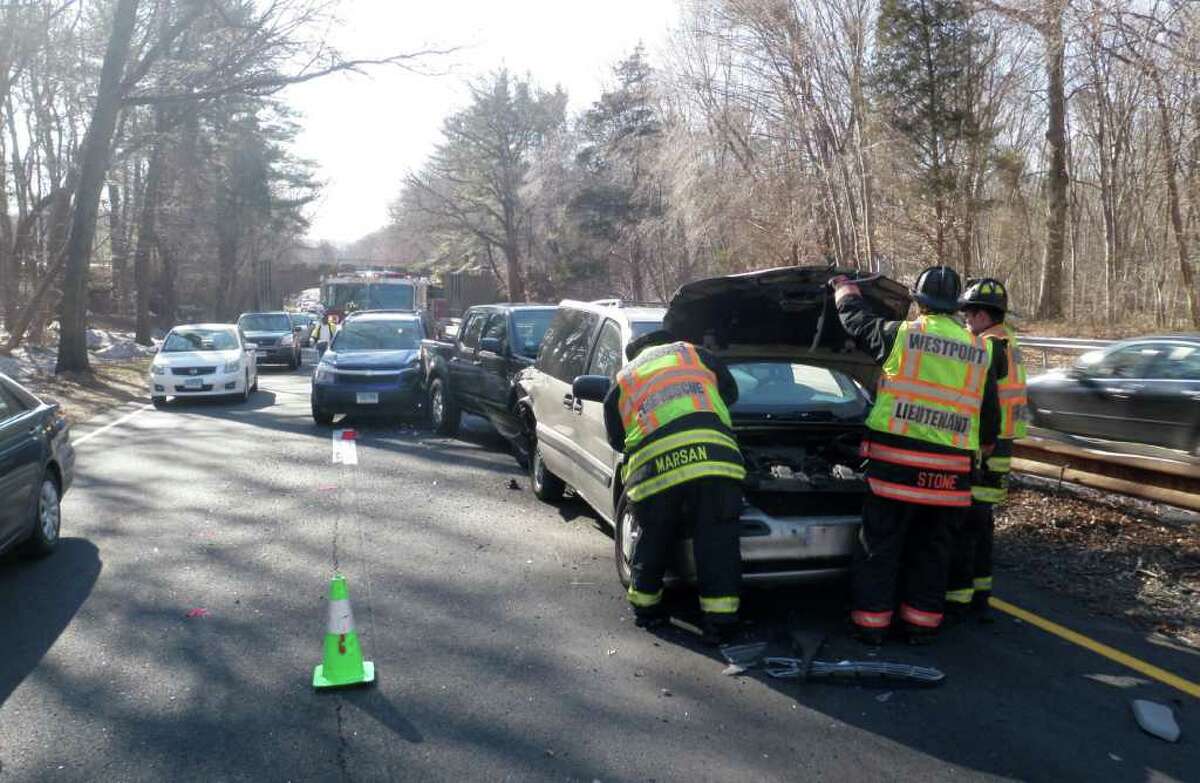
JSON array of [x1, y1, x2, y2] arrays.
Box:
[[313, 574, 375, 689]]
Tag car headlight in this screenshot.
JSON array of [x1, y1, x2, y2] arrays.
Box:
[[280, 333, 294, 347], [314, 364, 335, 383], [224, 360, 241, 373], [151, 363, 167, 376]]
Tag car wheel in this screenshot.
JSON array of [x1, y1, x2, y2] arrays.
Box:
[[614, 496, 637, 589], [241, 372, 251, 402], [429, 377, 460, 436], [530, 435, 565, 502], [312, 398, 334, 425], [251, 373, 258, 392], [152, 396, 167, 408], [21, 473, 61, 558]]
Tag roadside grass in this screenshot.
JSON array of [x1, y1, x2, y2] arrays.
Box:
[[24, 358, 151, 425]]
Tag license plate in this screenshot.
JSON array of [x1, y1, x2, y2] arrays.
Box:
[[356, 392, 379, 404], [184, 377, 204, 389]]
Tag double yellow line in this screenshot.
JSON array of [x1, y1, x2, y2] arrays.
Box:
[[991, 597, 1200, 699]]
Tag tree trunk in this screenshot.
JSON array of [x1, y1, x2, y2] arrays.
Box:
[[1151, 72, 1200, 327], [0, 150, 13, 331], [1035, 12, 1067, 320], [108, 181, 127, 312], [56, 0, 140, 373], [134, 112, 166, 344]]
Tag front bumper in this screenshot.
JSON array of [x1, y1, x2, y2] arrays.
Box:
[[151, 371, 244, 397], [312, 374, 424, 414], [255, 347, 295, 364], [674, 505, 861, 586]]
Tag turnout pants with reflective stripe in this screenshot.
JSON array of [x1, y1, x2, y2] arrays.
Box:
[[947, 501, 994, 606], [628, 477, 742, 622], [851, 495, 962, 632]]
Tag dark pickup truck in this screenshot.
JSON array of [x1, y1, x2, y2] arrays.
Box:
[[420, 304, 556, 443]]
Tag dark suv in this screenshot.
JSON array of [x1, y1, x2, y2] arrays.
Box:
[[237, 312, 302, 369]]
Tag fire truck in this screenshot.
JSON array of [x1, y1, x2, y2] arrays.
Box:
[[319, 271, 431, 323]]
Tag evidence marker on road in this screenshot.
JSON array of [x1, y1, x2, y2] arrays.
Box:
[[313, 574, 375, 689], [332, 428, 358, 465]]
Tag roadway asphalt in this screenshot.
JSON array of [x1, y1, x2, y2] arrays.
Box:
[[0, 362, 1196, 781]]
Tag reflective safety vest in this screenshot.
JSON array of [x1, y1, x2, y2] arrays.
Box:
[[616, 342, 745, 502], [863, 315, 993, 507], [972, 323, 1027, 504]]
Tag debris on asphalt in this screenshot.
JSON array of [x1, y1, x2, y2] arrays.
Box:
[[507, 479, 521, 490], [997, 484, 1200, 646], [722, 664, 747, 676], [660, 688, 672, 697], [184, 608, 210, 618], [1131, 699, 1181, 742], [606, 648, 617, 656], [720, 641, 769, 669]]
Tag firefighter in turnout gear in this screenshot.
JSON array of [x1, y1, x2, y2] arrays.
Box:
[[831, 267, 1004, 645], [946, 278, 1027, 621], [602, 329, 746, 643], [312, 314, 337, 347]]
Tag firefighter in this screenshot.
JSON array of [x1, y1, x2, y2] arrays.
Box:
[[601, 330, 746, 644], [830, 267, 1004, 645], [946, 278, 1027, 621], [312, 314, 337, 347]]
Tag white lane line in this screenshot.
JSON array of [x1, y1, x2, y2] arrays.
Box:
[[74, 403, 153, 446], [332, 429, 358, 465]]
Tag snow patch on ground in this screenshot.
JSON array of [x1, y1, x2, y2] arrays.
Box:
[[0, 326, 157, 380]]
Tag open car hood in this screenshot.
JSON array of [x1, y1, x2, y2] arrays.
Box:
[[663, 266, 912, 388]]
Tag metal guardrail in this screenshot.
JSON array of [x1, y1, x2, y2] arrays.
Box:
[[1020, 336, 1114, 352]]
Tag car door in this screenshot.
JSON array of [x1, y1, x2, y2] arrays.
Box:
[[451, 310, 486, 412], [0, 380, 41, 547], [476, 312, 511, 420], [1052, 342, 1162, 440], [570, 318, 625, 518], [1124, 341, 1200, 451], [534, 308, 601, 490]]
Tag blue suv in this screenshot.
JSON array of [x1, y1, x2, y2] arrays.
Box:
[[311, 312, 426, 424]]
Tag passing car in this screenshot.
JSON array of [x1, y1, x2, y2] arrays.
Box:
[[237, 311, 302, 369], [0, 372, 74, 558], [517, 268, 911, 586], [150, 324, 259, 406], [1027, 334, 1200, 454], [311, 311, 426, 424], [421, 304, 556, 442], [289, 312, 319, 347]]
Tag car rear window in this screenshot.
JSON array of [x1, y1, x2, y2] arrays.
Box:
[[538, 308, 600, 382], [512, 310, 556, 358]]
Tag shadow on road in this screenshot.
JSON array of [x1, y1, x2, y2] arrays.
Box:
[[341, 689, 424, 744], [0, 538, 101, 708]]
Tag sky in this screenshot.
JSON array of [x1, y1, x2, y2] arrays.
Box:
[[283, 0, 681, 246]]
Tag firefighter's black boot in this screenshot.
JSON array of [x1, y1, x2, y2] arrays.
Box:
[[633, 606, 667, 629]]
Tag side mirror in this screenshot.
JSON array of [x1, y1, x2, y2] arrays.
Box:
[[573, 374, 611, 403], [293, 325, 304, 334], [479, 337, 503, 355], [316, 341, 329, 357]]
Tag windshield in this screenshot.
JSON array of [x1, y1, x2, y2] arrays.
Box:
[[290, 313, 316, 326], [163, 329, 239, 353], [333, 320, 422, 351], [728, 360, 867, 418], [323, 283, 368, 309], [631, 321, 663, 339], [239, 314, 292, 332], [512, 310, 556, 358], [368, 284, 415, 310]]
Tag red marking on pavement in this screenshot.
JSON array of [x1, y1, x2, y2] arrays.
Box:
[[317, 485, 338, 492], [185, 608, 210, 618], [338, 633, 347, 655], [340, 429, 357, 440]]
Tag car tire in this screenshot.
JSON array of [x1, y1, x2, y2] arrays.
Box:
[[251, 374, 258, 392], [240, 372, 251, 403], [530, 435, 565, 503], [312, 399, 334, 426], [614, 495, 636, 589], [429, 377, 460, 436], [21, 472, 61, 558], [152, 396, 167, 408]]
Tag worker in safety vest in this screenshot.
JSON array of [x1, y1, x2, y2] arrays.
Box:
[[830, 267, 1004, 645], [312, 314, 337, 347], [946, 278, 1027, 622], [601, 330, 746, 644]]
